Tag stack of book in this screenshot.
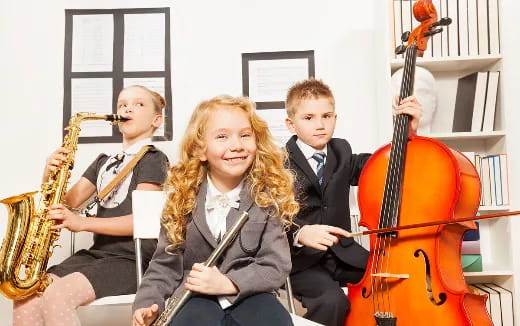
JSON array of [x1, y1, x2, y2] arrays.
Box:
[[468, 283, 514, 325], [461, 221, 482, 272], [463, 152, 510, 208], [392, 0, 500, 58]]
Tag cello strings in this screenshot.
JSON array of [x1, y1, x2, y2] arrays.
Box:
[[386, 44, 417, 316], [371, 45, 411, 311], [378, 44, 416, 316]]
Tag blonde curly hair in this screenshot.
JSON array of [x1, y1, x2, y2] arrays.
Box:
[[162, 95, 299, 247]]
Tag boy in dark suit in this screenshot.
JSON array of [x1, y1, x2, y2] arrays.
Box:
[[284, 78, 422, 326]]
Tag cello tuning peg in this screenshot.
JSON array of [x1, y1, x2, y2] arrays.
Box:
[[432, 17, 452, 27], [401, 31, 411, 42], [395, 45, 407, 55], [424, 28, 443, 37]]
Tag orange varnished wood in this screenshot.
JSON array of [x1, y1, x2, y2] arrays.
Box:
[[345, 137, 492, 325]]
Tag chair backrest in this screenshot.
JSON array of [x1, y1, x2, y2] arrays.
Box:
[[132, 190, 167, 240]]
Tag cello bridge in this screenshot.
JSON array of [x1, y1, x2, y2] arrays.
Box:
[[371, 272, 409, 279]]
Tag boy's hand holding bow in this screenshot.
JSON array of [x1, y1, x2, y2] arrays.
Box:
[[298, 225, 353, 251]]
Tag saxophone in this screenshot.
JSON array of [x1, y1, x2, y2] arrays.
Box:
[[0, 112, 128, 300]]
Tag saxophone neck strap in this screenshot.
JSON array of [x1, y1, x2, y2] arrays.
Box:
[[88, 145, 153, 209]]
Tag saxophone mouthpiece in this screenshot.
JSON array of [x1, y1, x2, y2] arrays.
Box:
[[105, 114, 130, 122]]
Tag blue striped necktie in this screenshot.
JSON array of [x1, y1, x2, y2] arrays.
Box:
[[312, 152, 326, 185]]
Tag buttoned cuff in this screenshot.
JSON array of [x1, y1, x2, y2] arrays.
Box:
[[218, 296, 233, 309]]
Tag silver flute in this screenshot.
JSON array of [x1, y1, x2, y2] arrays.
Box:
[[151, 211, 249, 326]]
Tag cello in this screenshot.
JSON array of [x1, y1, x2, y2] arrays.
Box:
[[345, 1, 493, 325]]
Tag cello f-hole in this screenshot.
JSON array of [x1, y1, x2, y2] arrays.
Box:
[[414, 249, 447, 305], [362, 286, 372, 299]]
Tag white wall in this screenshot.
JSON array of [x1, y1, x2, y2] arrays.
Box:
[[0, 0, 380, 323]]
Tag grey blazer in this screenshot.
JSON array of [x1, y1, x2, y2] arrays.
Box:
[[132, 179, 292, 315]]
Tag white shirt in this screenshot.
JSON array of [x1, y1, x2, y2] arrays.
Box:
[[296, 138, 327, 175], [205, 176, 243, 241], [293, 138, 328, 247], [97, 138, 153, 208], [204, 175, 243, 309]]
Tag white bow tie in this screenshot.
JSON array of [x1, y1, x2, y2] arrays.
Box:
[[206, 194, 240, 210]]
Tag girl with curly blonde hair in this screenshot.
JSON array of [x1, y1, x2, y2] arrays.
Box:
[[133, 95, 299, 326]]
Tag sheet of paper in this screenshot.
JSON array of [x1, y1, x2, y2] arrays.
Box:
[[248, 58, 308, 103], [124, 77, 166, 137], [124, 13, 165, 71], [72, 14, 113, 72], [71, 78, 113, 137], [256, 109, 293, 147]]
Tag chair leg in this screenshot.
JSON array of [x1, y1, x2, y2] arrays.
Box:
[[70, 231, 76, 255], [285, 276, 296, 314], [135, 238, 143, 286]]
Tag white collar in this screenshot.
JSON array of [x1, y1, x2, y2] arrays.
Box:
[[122, 138, 153, 155], [206, 175, 243, 205], [296, 138, 327, 160]]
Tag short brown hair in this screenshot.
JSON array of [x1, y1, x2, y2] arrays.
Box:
[[285, 78, 335, 117]]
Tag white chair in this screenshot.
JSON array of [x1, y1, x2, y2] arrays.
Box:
[[78, 190, 166, 326]]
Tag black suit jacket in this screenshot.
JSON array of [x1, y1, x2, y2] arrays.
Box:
[[286, 135, 371, 273]]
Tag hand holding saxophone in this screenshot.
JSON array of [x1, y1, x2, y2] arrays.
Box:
[[42, 147, 69, 182], [133, 304, 159, 326], [184, 263, 238, 295], [47, 204, 85, 232]]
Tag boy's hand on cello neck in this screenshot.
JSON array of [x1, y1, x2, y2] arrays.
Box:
[[298, 224, 353, 251], [393, 95, 422, 134], [132, 304, 159, 326], [185, 263, 238, 295]]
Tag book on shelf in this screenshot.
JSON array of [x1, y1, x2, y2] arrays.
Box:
[[474, 154, 509, 207], [467, 0, 479, 56], [471, 284, 502, 325], [492, 155, 503, 206], [439, 0, 449, 56], [431, 0, 443, 57], [481, 156, 492, 206], [470, 72, 489, 132], [499, 154, 510, 205], [447, 0, 459, 56], [452, 72, 488, 132], [489, 156, 498, 206], [462, 239, 481, 255], [468, 284, 491, 313], [487, 0, 501, 55], [485, 283, 514, 326], [477, 0, 489, 55], [482, 71, 500, 132], [457, 0, 469, 57], [463, 221, 480, 241], [462, 254, 483, 272]]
